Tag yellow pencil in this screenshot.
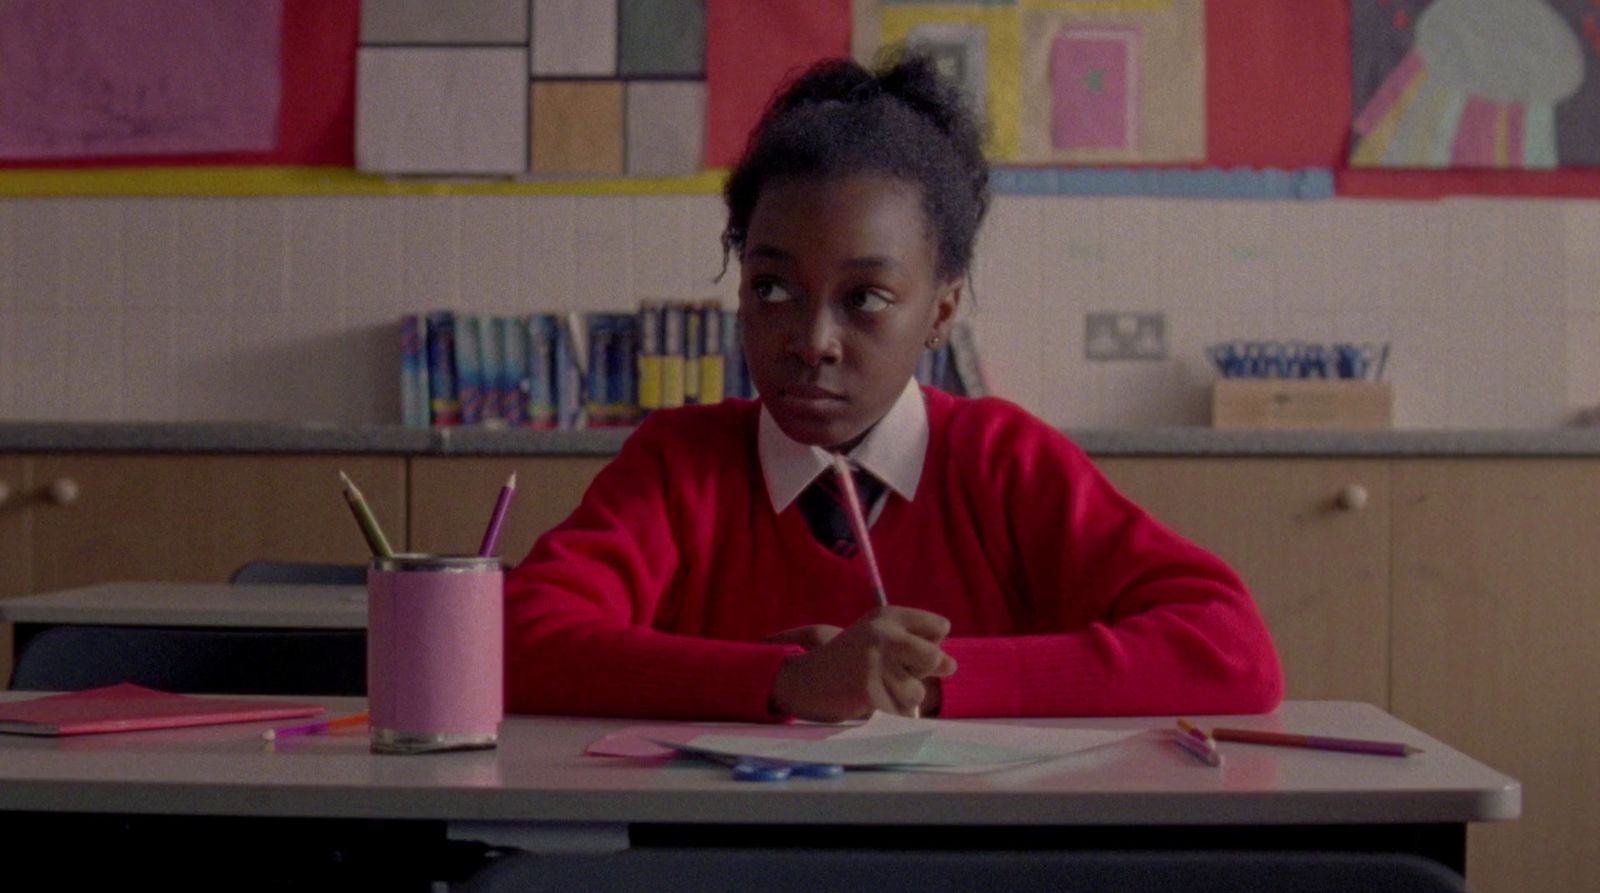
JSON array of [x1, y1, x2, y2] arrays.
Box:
[[338, 470, 394, 558]]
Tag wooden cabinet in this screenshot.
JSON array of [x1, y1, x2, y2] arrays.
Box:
[[1098, 458, 1391, 706], [19, 454, 406, 592], [0, 456, 30, 674], [1390, 459, 1600, 893], [7, 446, 1593, 891], [0, 453, 404, 680], [408, 456, 610, 563], [0, 456, 28, 600]]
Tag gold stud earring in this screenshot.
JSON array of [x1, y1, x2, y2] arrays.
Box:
[[926, 334, 942, 349]]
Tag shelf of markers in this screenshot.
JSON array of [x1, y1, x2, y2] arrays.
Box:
[[400, 305, 986, 430]]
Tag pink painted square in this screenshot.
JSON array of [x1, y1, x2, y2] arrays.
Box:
[[1051, 26, 1140, 150]]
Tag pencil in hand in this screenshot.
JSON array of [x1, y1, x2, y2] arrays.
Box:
[[339, 470, 394, 559], [477, 471, 518, 558], [829, 453, 887, 608]]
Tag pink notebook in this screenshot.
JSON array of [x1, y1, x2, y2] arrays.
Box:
[[0, 683, 324, 737]]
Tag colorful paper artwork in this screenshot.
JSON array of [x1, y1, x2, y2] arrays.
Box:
[[0, 0, 284, 160], [1350, 0, 1600, 169], [1051, 27, 1139, 149], [859, 0, 1203, 164], [707, 0, 852, 168], [905, 23, 991, 119], [1020, 0, 1202, 163]]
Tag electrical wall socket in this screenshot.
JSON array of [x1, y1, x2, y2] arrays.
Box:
[[1085, 312, 1167, 361]]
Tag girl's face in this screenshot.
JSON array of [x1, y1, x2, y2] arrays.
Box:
[[738, 174, 960, 450]]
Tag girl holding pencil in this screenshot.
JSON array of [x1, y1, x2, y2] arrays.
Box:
[[504, 51, 1283, 723]]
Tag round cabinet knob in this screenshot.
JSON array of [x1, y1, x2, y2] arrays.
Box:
[[1335, 484, 1369, 512], [47, 478, 81, 506]]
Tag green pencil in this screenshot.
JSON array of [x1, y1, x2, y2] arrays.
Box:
[[338, 470, 394, 558]]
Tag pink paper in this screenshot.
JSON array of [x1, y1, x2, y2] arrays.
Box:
[[0, 0, 283, 159], [1353, 50, 1422, 136], [0, 683, 322, 737], [1051, 27, 1139, 151], [1451, 96, 1500, 168]]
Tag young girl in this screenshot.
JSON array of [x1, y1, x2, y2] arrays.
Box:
[[504, 53, 1282, 722]]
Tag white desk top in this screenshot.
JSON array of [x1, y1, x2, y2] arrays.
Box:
[[0, 699, 1518, 828], [0, 582, 366, 629]]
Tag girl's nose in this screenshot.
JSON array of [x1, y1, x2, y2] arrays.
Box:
[[791, 305, 843, 367]]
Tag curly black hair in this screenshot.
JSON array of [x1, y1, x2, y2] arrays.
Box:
[[721, 50, 991, 283]]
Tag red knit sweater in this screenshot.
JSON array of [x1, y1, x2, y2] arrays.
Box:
[[505, 388, 1283, 720]]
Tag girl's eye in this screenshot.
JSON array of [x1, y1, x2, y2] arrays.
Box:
[[753, 280, 795, 304], [848, 289, 893, 314]]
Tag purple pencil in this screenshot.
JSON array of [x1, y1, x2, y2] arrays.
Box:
[[477, 472, 518, 557]]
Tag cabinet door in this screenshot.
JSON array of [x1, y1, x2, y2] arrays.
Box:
[[0, 455, 30, 677], [408, 457, 609, 563], [1392, 459, 1600, 893], [28, 455, 406, 591], [1098, 458, 1390, 706], [0, 456, 28, 599]]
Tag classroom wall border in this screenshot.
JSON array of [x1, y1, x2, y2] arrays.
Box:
[[0, 166, 1339, 199]]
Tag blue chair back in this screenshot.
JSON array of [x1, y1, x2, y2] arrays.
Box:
[[9, 624, 365, 696], [229, 561, 368, 585]]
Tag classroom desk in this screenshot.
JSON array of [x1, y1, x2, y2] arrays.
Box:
[[0, 581, 365, 659], [0, 581, 367, 631], [0, 697, 1518, 886]]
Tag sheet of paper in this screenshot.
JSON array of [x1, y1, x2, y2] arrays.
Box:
[[831, 712, 1140, 773], [356, 47, 528, 175], [0, 0, 283, 159], [590, 714, 1140, 774], [586, 722, 842, 759], [360, 0, 527, 45], [532, 0, 617, 76], [654, 730, 938, 768]]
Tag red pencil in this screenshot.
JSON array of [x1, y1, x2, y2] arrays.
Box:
[[1210, 727, 1421, 757]]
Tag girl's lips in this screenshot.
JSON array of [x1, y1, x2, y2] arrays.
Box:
[[781, 385, 845, 401]]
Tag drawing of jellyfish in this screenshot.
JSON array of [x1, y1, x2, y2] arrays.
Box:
[[1350, 0, 1587, 169]]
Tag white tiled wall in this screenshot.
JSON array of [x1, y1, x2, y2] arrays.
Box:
[[1, 193, 1596, 428]]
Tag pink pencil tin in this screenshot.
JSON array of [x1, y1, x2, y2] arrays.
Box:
[[367, 555, 502, 754]]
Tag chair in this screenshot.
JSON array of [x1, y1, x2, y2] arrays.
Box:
[[9, 624, 367, 696], [460, 849, 1473, 893], [229, 560, 368, 585], [9, 561, 371, 694]]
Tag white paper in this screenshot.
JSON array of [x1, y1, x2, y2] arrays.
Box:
[[356, 48, 528, 175], [642, 714, 1139, 775]]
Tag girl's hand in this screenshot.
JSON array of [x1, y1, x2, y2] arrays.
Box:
[[768, 606, 957, 722], [764, 624, 844, 650]]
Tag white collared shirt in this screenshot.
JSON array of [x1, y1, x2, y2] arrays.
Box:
[[758, 377, 928, 523]]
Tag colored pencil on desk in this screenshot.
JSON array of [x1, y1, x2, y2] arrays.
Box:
[[477, 471, 518, 557], [262, 712, 369, 741], [830, 453, 888, 608], [1174, 729, 1224, 766], [338, 470, 394, 558], [1209, 727, 1421, 757], [1174, 718, 1223, 767]]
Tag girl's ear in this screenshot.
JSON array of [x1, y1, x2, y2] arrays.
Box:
[[927, 277, 963, 347]]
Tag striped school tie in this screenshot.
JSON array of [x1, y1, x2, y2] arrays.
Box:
[[796, 467, 886, 557]]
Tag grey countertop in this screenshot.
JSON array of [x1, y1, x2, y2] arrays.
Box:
[[5, 421, 1600, 457]]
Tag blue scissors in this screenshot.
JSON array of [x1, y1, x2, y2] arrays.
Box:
[[730, 757, 846, 782]]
